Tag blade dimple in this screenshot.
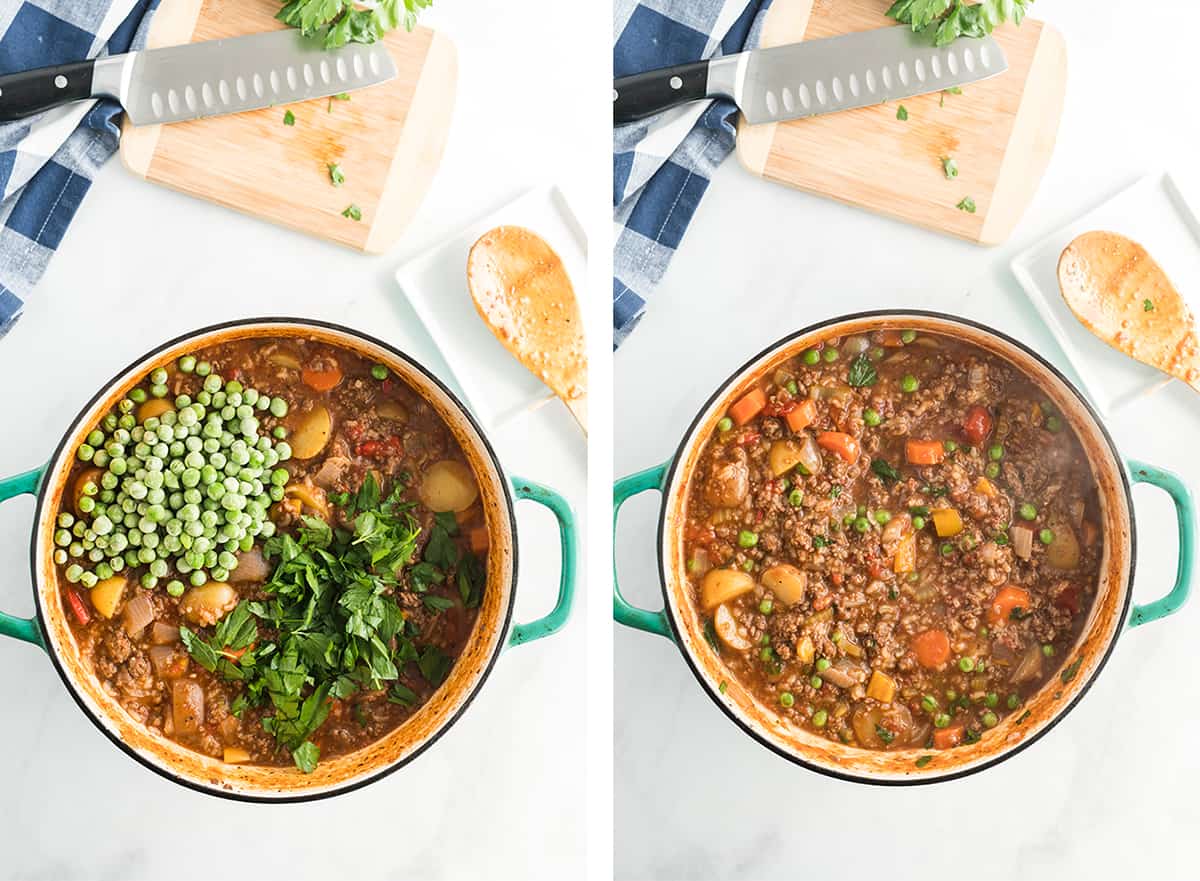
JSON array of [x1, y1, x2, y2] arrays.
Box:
[[123, 29, 398, 126]]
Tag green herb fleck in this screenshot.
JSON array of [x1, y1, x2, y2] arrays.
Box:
[[327, 163, 345, 186], [1143, 298, 1155, 312], [282, 109, 295, 126], [342, 203, 362, 221], [957, 196, 977, 213], [704, 619, 721, 654], [1060, 657, 1083, 684], [897, 104, 909, 121], [942, 156, 959, 179], [871, 458, 902, 484], [915, 754, 933, 768]]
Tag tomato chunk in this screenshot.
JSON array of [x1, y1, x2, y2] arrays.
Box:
[[962, 405, 993, 445]]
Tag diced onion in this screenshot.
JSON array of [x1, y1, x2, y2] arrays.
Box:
[[150, 622, 179, 645], [1011, 525, 1034, 561], [172, 680, 204, 736], [122, 593, 155, 637]]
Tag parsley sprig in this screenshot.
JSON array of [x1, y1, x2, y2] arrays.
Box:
[[887, 0, 1033, 47], [277, 0, 432, 49]]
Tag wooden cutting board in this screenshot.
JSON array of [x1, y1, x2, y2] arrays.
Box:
[[120, 0, 455, 253], [736, 0, 1066, 245]]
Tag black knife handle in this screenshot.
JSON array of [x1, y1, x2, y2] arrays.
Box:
[[0, 60, 95, 123], [614, 60, 710, 125]]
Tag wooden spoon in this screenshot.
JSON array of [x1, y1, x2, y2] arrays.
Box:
[[1057, 231, 1200, 392], [467, 225, 588, 433]]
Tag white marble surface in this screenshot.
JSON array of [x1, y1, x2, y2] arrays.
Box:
[[0, 2, 593, 879], [615, 3, 1200, 878]]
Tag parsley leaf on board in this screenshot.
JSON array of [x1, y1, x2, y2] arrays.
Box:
[[957, 196, 977, 213], [328, 163, 345, 186], [283, 109, 296, 126], [896, 104, 909, 121], [942, 156, 959, 179]]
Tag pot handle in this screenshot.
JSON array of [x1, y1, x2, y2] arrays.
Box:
[[613, 461, 673, 640], [0, 465, 45, 647], [1127, 459, 1195, 627], [506, 476, 577, 648]]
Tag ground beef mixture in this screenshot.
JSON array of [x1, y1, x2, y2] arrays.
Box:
[[684, 329, 1101, 752]]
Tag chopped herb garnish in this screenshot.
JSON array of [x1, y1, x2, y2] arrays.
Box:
[[1016, 710, 1031, 724], [1143, 298, 1155, 312], [847, 353, 879, 388], [1009, 606, 1029, 621], [897, 104, 909, 121], [871, 458, 902, 484], [830, 485, 843, 499], [342, 203, 362, 221], [915, 754, 933, 768], [946, 86, 963, 95], [942, 156, 959, 179], [875, 724, 895, 745], [719, 680, 728, 694], [282, 109, 296, 126], [328, 163, 345, 186], [1060, 657, 1083, 684], [812, 535, 829, 549], [957, 196, 977, 213], [963, 728, 981, 744], [704, 619, 721, 654]]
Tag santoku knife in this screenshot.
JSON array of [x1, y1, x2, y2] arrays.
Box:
[[614, 25, 1007, 126], [0, 30, 397, 125]]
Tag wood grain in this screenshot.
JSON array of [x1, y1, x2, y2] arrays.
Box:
[[736, 0, 1066, 245], [120, 0, 456, 253]]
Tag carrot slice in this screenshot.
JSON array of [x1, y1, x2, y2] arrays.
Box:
[[988, 585, 1032, 625], [912, 628, 951, 668], [933, 723, 965, 749], [816, 431, 860, 464], [785, 399, 817, 433], [301, 363, 343, 392], [728, 388, 766, 426], [905, 439, 945, 465]]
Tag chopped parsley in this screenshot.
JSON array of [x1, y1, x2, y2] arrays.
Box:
[[875, 724, 895, 745], [704, 619, 721, 654], [1016, 709, 1031, 724], [812, 535, 829, 549], [277, 0, 432, 49], [282, 109, 296, 126], [1143, 298, 1155, 312], [1060, 657, 1083, 684], [328, 163, 345, 186], [719, 680, 728, 694], [942, 156, 959, 179], [897, 104, 909, 121], [957, 196, 977, 213], [179, 473, 477, 773], [915, 754, 933, 768], [871, 458, 902, 484], [830, 485, 843, 499], [342, 203, 363, 221], [847, 353, 878, 388]]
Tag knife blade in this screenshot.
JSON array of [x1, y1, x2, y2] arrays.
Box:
[[0, 30, 397, 125], [613, 25, 1008, 126]]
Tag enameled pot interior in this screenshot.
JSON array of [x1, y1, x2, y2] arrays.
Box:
[[660, 313, 1133, 783], [33, 320, 517, 800]]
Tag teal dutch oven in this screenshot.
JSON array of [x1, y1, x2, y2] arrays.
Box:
[[0, 318, 576, 802], [615, 311, 1194, 784]]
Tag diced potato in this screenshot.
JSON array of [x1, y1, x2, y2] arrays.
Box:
[[699, 568, 755, 611], [713, 603, 751, 651], [179, 582, 238, 627], [285, 483, 330, 519], [767, 440, 806, 477], [975, 477, 998, 498], [267, 349, 302, 370], [419, 460, 479, 513], [289, 404, 332, 459], [795, 635, 815, 666], [1046, 520, 1081, 570], [931, 508, 963, 538], [760, 564, 807, 605], [172, 680, 204, 737], [223, 747, 251, 764], [893, 532, 916, 574], [866, 669, 897, 704], [137, 398, 173, 423], [90, 577, 126, 619], [378, 399, 408, 422], [72, 467, 103, 515]]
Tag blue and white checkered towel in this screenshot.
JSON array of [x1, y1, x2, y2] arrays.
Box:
[[0, 0, 156, 336], [613, 0, 771, 348]]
